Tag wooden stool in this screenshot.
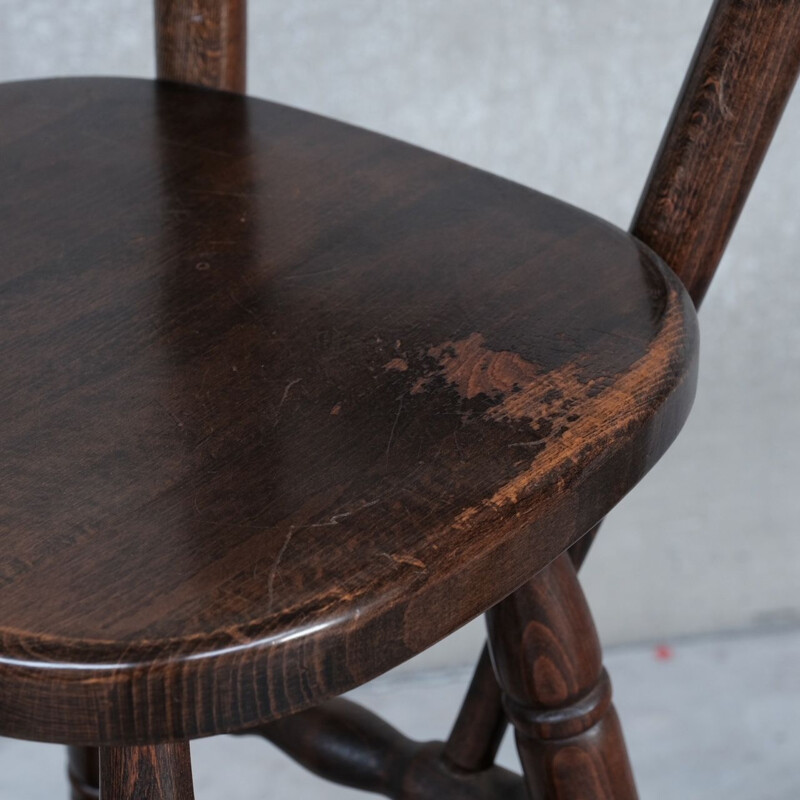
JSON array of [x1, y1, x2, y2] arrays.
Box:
[[1, 2, 798, 798]]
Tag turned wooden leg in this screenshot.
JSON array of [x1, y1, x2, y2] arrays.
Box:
[[99, 742, 194, 800], [440, 520, 604, 779], [69, 747, 99, 800], [487, 552, 638, 800]]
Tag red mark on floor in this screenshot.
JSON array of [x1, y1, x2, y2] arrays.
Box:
[[654, 644, 674, 662]]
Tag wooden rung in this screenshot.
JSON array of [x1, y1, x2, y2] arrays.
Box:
[[247, 697, 526, 800]]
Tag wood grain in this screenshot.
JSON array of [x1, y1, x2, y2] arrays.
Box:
[[155, 0, 246, 92], [99, 743, 194, 800], [488, 553, 638, 799], [632, 0, 800, 306], [0, 77, 697, 746]]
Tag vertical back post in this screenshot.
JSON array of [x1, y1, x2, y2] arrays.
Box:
[[632, 0, 800, 306], [155, 0, 247, 93]]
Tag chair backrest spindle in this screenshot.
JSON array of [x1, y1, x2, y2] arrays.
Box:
[[151, 0, 800, 304], [632, 0, 800, 307], [155, 0, 247, 93]]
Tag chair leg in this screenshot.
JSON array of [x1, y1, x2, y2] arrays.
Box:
[[68, 747, 99, 800], [442, 520, 604, 778], [99, 742, 194, 800], [486, 552, 638, 800], [443, 644, 507, 772]]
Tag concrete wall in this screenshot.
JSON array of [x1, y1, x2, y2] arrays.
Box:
[[3, 0, 799, 671]]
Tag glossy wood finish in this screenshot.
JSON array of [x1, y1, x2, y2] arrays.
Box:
[[632, 0, 800, 306], [99, 743, 194, 800], [0, 77, 697, 746], [155, 0, 246, 92], [251, 697, 526, 800], [487, 553, 637, 799]]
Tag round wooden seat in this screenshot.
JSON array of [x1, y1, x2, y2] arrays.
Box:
[[0, 78, 697, 746]]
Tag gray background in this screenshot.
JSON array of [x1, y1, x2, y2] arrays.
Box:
[[2, 0, 798, 671]]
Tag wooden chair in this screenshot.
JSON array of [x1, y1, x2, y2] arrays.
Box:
[[0, 1, 797, 797]]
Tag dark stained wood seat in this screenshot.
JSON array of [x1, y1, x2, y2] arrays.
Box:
[[0, 77, 696, 746], [4, 1, 800, 798]]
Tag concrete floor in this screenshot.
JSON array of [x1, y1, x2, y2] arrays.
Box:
[[2, 626, 799, 799]]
